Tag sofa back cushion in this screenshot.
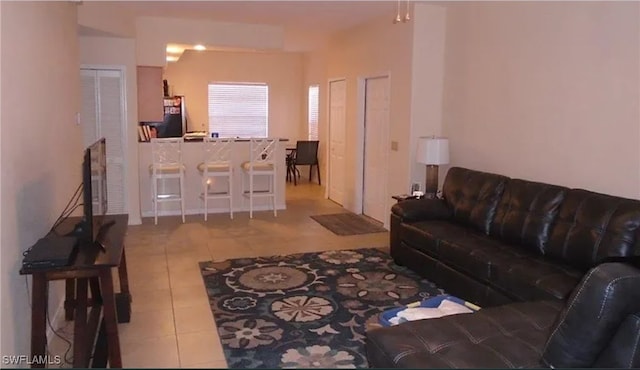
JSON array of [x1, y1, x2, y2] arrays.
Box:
[[546, 189, 640, 270], [490, 179, 568, 254], [442, 167, 509, 235], [542, 263, 640, 368]]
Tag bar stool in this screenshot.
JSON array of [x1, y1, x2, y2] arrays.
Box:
[[150, 138, 185, 225], [241, 138, 278, 218], [198, 137, 234, 221]]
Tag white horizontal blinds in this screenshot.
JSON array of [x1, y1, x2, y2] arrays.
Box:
[[97, 70, 126, 215], [81, 70, 98, 147], [208, 83, 268, 138], [308, 85, 319, 140], [80, 68, 127, 215]]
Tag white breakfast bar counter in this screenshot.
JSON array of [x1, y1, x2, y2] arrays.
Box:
[[138, 139, 288, 218]]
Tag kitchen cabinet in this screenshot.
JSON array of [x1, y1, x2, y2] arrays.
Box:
[[136, 66, 163, 122]]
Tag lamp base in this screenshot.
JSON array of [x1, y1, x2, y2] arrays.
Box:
[[425, 165, 439, 198]]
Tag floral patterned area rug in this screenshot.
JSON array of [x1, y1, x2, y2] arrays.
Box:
[[199, 248, 444, 368]]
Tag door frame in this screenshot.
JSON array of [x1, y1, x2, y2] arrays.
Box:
[[326, 77, 347, 203], [358, 72, 391, 227], [80, 64, 129, 216]]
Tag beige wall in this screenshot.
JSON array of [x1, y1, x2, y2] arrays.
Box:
[[326, 15, 414, 214], [163, 50, 304, 139], [442, 2, 640, 198], [302, 50, 329, 182], [410, 3, 447, 191], [135, 16, 285, 66], [1, 2, 82, 357], [77, 1, 135, 37], [79, 36, 142, 225]]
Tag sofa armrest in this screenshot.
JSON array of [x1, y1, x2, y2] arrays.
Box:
[[391, 198, 452, 223]]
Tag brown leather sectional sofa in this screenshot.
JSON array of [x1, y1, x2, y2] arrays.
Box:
[[389, 167, 640, 306], [365, 167, 640, 368]]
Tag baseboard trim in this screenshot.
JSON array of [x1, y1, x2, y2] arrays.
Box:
[[141, 204, 287, 218]]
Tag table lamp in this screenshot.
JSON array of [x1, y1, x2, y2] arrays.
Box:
[[416, 136, 449, 198]]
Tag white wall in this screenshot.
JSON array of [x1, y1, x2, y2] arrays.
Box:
[[79, 36, 142, 225], [163, 50, 304, 139], [1, 2, 82, 359], [442, 2, 640, 198], [326, 15, 414, 214]]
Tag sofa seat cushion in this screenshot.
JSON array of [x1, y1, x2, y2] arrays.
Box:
[[366, 300, 563, 368], [401, 220, 552, 284], [400, 220, 581, 300], [438, 234, 532, 282], [490, 256, 582, 301], [400, 220, 477, 259]]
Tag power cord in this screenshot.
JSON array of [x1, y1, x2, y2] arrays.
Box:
[[46, 310, 73, 366], [22, 183, 82, 367], [26, 275, 74, 367], [50, 183, 83, 234], [24, 275, 31, 308]]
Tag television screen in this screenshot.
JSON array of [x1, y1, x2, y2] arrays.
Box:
[[82, 138, 107, 244]]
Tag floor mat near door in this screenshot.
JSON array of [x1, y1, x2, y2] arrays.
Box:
[[310, 213, 387, 236]]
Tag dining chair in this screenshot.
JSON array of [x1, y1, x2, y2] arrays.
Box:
[[291, 140, 320, 186]]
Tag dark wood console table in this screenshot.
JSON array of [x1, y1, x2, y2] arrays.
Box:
[[20, 214, 130, 368]]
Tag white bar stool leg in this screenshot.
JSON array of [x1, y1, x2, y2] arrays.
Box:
[[153, 172, 158, 225], [180, 169, 186, 223], [203, 176, 208, 222], [272, 172, 277, 217], [249, 170, 254, 219], [228, 171, 234, 219]]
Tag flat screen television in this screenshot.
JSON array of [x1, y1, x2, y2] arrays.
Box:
[[81, 138, 108, 245]]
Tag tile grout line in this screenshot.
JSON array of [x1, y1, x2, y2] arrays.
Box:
[[166, 243, 184, 368]]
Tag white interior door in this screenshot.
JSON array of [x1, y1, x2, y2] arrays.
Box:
[[81, 68, 127, 215], [328, 79, 346, 205], [362, 76, 390, 223]]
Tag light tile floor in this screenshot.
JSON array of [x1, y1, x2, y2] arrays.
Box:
[[48, 182, 389, 368]]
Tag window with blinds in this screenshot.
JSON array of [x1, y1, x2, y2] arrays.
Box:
[[208, 83, 269, 138], [308, 85, 319, 140]]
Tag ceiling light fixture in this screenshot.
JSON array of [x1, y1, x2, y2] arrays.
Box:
[[394, 0, 401, 24], [403, 0, 411, 22], [194, 44, 206, 51]]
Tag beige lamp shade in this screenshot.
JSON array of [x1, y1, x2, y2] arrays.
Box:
[[416, 137, 449, 165]]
